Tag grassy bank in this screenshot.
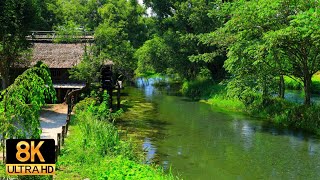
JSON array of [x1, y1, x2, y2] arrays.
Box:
[[180, 79, 320, 135], [55, 95, 174, 179], [180, 79, 245, 112]]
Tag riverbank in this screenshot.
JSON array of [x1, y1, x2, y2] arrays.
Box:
[[55, 95, 174, 179], [180, 79, 320, 135]]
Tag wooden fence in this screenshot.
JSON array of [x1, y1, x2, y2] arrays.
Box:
[[54, 87, 85, 162]]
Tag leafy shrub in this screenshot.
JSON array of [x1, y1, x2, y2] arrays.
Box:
[[248, 97, 295, 117], [275, 105, 320, 134], [181, 79, 217, 100], [100, 156, 171, 180]]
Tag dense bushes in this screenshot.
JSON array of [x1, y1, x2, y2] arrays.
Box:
[[274, 105, 320, 135], [247, 97, 294, 117], [181, 79, 221, 100]]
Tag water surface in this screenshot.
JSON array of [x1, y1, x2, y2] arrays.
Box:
[[118, 79, 320, 179]]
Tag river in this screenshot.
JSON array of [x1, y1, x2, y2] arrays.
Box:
[[118, 78, 320, 179]]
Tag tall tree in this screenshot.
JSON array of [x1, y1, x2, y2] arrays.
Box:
[[0, 0, 37, 89], [137, 0, 227, 80], [95, 0, 147, 79], [264, 8, 320, 105], [208, 0, 319, 105]]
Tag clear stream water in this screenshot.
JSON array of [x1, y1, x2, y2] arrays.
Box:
[[118, 79, 320, 179]]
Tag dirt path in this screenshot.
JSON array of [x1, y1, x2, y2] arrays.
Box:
[[40, 104, 68, 145]]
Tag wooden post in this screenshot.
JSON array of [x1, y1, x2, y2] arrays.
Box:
[[57, 133, 61, 155], [62, 126, 66, 145], [57, 89, 61, 103], [117, 84, 120, 109], [2, 139, 5, 163], [66, 123, 68, 136], [55, 145, 58, 162], [108, 89, 113, 109], [66, 117, 70, 136], [71, 94, 75, 111]]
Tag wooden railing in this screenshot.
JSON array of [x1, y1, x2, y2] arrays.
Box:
[[27, 31, 94, 43], [54, 85, 87, 162]]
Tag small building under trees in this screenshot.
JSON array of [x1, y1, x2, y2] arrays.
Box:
[[11, 43, 87, 102]]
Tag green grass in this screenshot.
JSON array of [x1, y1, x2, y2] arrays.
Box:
[[284, 73, 320, 92], [181, 79, 245, 112], [202, 95, 245, 112], [55, 97, 174, 180], [284, 76, 303, 90], [311, 72, 320, 93]]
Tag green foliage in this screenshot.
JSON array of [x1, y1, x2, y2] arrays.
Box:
[[284, 76, 303, 90], [53, 21, 85, 43], [137, 0, 228, 80], [47, 0, 106, 29], [205, 95, 245, 112], [274, 105, 320, 135], [100, 156, 172, 180], [69, 54, 102, 83], [248, 97, 295, 117], [135, 36, 173, 75], [0, 0, 37, 89], [74, 91, 123, 122], [263, 2, 320, 104], [94, 0, 147, 79], [181, 78, 245, 111], [0, 62, 56, 139], [181, 79, 215, 100]]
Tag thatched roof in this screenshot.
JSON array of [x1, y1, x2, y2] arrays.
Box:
[[13, 43, 115, 69], [15, 43, 85, 68], [33, 43, 84, 68]]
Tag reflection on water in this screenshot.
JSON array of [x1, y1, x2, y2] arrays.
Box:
[[142, 137, 156, 164], [240, 121, 254, 151], [120, 78, 320, 179]]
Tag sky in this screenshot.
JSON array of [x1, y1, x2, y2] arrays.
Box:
[[137, 0, 153, 16]]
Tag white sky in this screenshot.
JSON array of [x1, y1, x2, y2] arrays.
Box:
[[137, 0, 153, 16]]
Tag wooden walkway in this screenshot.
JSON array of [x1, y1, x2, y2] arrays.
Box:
[[40, 104, 68, 145]]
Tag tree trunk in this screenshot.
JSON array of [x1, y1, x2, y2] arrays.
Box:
[[303, 74, 312, 105], [262, 77, 268, 105], [1, 69, 10, 90], [279, 75, 285, 99]]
